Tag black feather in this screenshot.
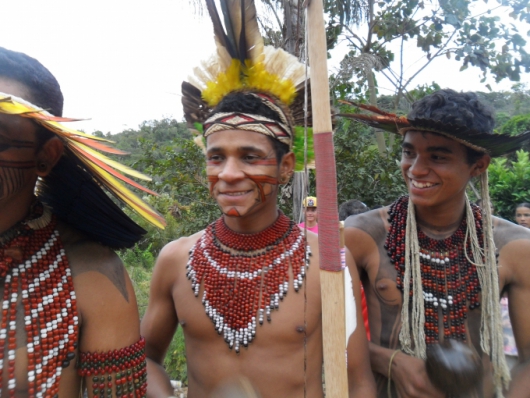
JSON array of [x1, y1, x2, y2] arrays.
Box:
[[205, 0, 237, 58], [37, 149, 146, 249]]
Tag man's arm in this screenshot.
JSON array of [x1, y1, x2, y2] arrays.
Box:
[[344, 214, 444, 398], [502, 237, 530, 397], [70, 243, 145, 398], [345, 249, 377, 397], [141, 241, 184, 398]]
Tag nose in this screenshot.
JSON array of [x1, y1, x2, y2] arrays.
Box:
[[218, 157, 245, 182], [407, 155, 429, 177]]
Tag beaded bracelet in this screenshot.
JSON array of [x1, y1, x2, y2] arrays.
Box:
[[387, 349, 401, 398], [78, 337, 147, 397]]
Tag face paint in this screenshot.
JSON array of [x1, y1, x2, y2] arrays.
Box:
[[244, 173, 279, 203], [0, 137, 35, 153], [0, 166, 30, 200], [0, 138, 37, 201], [207, 172, 279, 217]]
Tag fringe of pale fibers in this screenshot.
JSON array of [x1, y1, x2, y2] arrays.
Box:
[[399, 197, 427, 359], [399, 188, 510, 395], [464, 173, 510, 395]]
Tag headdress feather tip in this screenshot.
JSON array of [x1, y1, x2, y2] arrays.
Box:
[[0, 92, 166, 229]]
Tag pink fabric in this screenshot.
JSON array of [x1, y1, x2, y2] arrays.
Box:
[[298, 222, 318, 234]]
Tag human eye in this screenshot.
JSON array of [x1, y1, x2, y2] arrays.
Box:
[[243, 154, 261, 162], [431, 153, 447, 161], [207, 154, 223, 163], [401, 148, 414, 158]]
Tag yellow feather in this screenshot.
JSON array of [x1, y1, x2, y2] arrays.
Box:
[[69, 141, 152, 181], [84, 163, 165, 229]]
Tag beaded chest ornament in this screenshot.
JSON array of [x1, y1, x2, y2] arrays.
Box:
[[0, 202, 79, 397], [187, 212, 310, 353], [385, 196, 483, 345]]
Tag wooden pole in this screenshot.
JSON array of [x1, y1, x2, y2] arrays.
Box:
[[307, 0, 349, 396]]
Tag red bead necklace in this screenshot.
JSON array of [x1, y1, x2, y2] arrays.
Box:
[[0, 202, 78, 397], [385, 196, 482, 345], [187, 212, 310, 352]]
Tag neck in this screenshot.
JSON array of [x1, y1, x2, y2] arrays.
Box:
[[222, 206, 280, 234], [413, 196, 467, 240], [0, 195, 34, 237], [306, 219, 317, 228]]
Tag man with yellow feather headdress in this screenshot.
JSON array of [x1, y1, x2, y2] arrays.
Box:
[[0, 46, 165, 396], [140, 0, 375, 397]]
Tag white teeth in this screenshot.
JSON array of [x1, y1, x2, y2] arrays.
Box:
[[225, 191, 248, 196], [411, 180, 434, 188]]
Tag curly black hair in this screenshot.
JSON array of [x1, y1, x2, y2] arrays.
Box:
[[211, 91, 290, 161], [408, 89, 495, 134], [408, 89, 494, 164]]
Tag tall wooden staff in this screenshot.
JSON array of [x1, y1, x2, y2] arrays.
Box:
[[307, 0, 349, 396]]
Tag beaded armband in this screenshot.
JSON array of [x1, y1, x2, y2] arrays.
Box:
[[78, 337, 147, 398]]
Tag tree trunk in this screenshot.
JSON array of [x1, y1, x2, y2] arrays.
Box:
[[283, 0, 304, 57]]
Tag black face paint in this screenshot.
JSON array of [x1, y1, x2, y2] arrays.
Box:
[[0, 136, 35, 153], [0, 166, 27, 200], [0, 137, 36, 200]]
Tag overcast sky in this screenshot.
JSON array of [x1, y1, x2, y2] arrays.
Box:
[[2, 0, 529, 134]]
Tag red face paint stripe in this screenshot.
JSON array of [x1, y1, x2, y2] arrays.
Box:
[[207, 175, 219, 195], [252, 158, 278, 166], [244, 173, 279, 203], [226, 208, 241, 217]]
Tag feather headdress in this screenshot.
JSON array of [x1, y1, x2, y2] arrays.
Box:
[[182, 0, 312, 149], [337, 99, 530, 157], [0, 93, 166, 248]]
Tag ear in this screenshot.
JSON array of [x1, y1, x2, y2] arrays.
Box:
[[470, 154, 491, 177], [35, 137, 64, 177], [279, 151, 295, 178]]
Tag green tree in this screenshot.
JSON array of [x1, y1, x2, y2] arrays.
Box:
[[328, 0, 530, 152], [334, 103, 407, 207], [487, 150, 530, 220]]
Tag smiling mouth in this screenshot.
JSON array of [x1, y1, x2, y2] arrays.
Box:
[[410, 179, 437, 189], [221, 190, 252, 196]]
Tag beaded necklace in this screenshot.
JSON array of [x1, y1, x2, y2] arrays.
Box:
[[0, 201, 78, 397], [187, 212, 310, 353], [385, 196, 482, 345]]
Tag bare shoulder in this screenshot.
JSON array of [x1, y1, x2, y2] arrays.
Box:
[[344, 207, 389, 244], [493, 216, 530, 251], [56, 221, 131, 301], [155, 230, 204, 272]]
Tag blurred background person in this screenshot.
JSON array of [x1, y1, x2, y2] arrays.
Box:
[[339, 199, 370, 221], [298, 196, 318, 233], [339, 199, 371, 341], [515, 202, 530, 228]]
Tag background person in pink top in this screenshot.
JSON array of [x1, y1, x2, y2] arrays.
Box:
[[299, 196, 318, 233]]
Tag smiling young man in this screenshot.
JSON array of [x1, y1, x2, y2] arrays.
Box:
[[344, 89, 530, 397], [141, 88, 375, 397], [0, 47, 160, 396], [141, 2, 375, 394]]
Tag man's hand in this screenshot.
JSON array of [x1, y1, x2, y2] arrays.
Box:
[[391, 352, 445, 398]]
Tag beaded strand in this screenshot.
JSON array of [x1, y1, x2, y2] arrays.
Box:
[[187, 212, 310, 352], [77, 337, 147, 398]]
